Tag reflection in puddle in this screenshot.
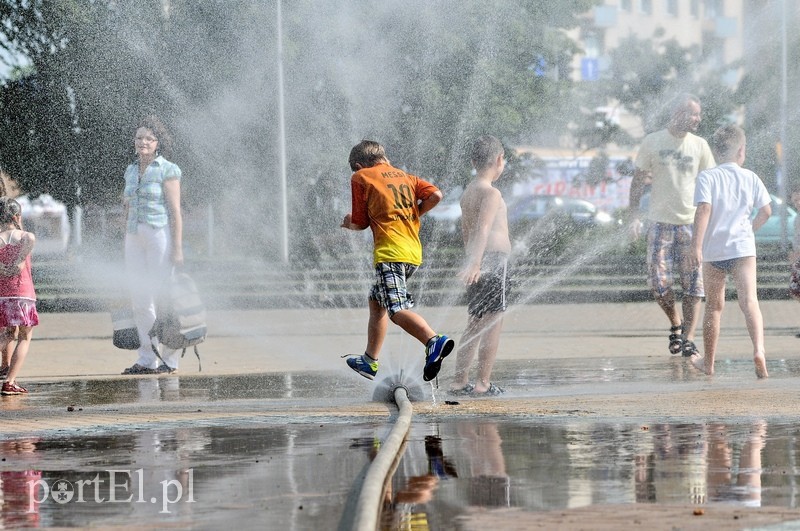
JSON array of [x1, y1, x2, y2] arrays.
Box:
[[2, 418, 799, 528], [382, 419, 793, 529], [3, 356, 800, 527]]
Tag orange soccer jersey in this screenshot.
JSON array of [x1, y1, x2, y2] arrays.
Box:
[[350, 162, 439, 266]]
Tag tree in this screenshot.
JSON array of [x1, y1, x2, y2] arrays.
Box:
[[383, 0, 594, 191], [568, 32, 739, 193], [578, 33, 738, 141], [0, 0, 595, 261]]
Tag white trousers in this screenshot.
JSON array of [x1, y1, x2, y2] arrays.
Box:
[[125, 224, 179, 369]]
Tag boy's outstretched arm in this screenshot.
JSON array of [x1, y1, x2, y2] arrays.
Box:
[[458, 189, 501, 285], [752, 203, 772, 232], [690, 202, 711, 268], [417, 191, 443, 216]]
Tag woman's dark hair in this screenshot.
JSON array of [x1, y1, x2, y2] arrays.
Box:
[[0, 197, 22, 229], [137, 115, 174, 159]]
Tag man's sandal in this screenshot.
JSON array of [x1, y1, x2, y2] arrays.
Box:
[[682, 340, 699, 357], [668, 324, 684, 355], [448, 383, 475, 396]]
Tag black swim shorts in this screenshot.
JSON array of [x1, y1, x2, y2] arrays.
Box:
[[466, 253, 509, 318]]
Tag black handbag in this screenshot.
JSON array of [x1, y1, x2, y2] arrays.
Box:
[[111, 306, 140, 350]]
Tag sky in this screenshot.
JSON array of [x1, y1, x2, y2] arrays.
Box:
[[0, 47, 30, 80]]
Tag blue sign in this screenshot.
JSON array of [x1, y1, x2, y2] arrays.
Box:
[[581, 58, 599, 81], [531, 55, 547, 77]]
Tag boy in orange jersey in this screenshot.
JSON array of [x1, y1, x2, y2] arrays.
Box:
[[341, 140, 454, 382]]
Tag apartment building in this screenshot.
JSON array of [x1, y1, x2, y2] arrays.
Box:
[[514, 1, 754, 211], [565, 0, 744, 138]]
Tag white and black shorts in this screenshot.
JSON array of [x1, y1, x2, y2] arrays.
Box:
[[369, 262, 418, 316]]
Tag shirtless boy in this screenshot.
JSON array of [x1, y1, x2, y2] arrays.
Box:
[[448, 135, 512, 396]]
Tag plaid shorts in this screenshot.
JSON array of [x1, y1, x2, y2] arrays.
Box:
[[646, 223, 704, 297], [790, 259, 800, 300], [369, 262, 418, 316]]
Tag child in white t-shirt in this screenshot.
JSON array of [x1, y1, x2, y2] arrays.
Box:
[[689, 124, 771, 378]]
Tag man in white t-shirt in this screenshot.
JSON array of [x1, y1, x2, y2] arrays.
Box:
[[629, 94, 716, 358], [688, 124, 770, 378]]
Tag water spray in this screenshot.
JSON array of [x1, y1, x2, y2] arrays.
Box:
[[371, 369, 428, 403]]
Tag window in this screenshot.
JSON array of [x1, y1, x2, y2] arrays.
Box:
[[691, 0, 700, 17], [583, 34, 600, 57], [667, 0, 679, 16], [620, 0, 632, 11], [640, 0, 653, 15], [705, 0, 723, 17]]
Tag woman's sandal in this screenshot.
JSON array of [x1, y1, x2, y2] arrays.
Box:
[[668, 324, 684, 355], [121, 364, 157, 375]]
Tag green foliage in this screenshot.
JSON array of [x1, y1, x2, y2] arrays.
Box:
[[0, 71, 77, 202], [0, 0, 595, 260], [0, 0, 53, 59], [386, 0, 595, 192], [576, 33, 737, 143], [734, 31, 800, 195]]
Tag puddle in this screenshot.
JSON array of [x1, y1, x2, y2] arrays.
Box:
[[1, 417, 799, 528], [380, 418, 800, 528], [11, 355, 800, 413], [2, 357, 800, 528]]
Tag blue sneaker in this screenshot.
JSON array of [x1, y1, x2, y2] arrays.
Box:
[[346, 354, 378, 380], [423, 335, 454, 382]]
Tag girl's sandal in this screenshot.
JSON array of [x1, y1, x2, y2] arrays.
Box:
[[668, 324, 684, 355]]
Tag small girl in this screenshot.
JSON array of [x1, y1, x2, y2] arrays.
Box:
[[0, 198, 38, 395]]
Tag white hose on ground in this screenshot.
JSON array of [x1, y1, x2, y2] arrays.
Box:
[[352, 386, 413, 531]]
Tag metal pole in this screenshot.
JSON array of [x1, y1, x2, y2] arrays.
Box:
[[780, 0, 789, 249], [277, 0, 289, 263], [207, 203, 214, 256]]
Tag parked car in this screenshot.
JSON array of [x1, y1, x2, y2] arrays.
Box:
[[507, 195, 614, 233], [754, 194, 796, 245], [505, 195, 616, 257], [17, 194, 70, 256], [424, 186, 463, 240], [638, 191, 793, 246]]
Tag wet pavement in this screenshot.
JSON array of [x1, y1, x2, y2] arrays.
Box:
[[3, 303, 800, 529], [5, 413, 798, 529]]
